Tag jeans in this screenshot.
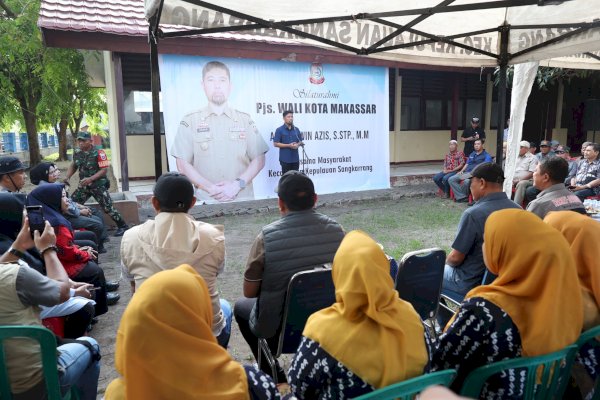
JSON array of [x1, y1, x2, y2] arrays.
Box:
[[216, 299, 233, 348], [433, 171, 458, 195], [448, 172, 472, 201], [57, 337, 100, 400], [574, 188, 596, 201]]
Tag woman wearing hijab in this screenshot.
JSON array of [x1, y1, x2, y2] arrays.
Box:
[[27, 185, 119, 315], [29, 162, 108, 252], [0, 193, 95, 338], [544, 211, 600, 399], [288, 230, 431, 399], [432, 209, 583, 396], [105, 264, 280, 400]]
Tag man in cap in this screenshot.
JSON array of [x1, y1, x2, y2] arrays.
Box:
[[234, 171, 345, 382], [443, 162, 521, 301], [0, 156, 26, 193], [460, 116, 486, 156], [120, 172, 231, 347], [527, 157, 585, 219], [64, 132, 129, 236], [433, 140, 465, 198], [448, 139, 492, 203], [554, 144, 577, 183], [536, 140, 555, 161], [170, 60, 269, 203], [512, 140, 539, 206]]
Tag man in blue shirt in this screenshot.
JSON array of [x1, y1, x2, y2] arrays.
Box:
[[273, 111, 304, 174], [448, 139, 493, 203], [444, 162, 520, 300]]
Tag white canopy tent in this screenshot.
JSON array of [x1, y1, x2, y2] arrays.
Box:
[[144, 0, 600, 185]]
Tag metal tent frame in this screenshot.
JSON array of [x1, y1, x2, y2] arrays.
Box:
[[146, 0, 600, 178]]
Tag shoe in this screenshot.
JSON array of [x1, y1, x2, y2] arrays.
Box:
[[98, 245, 107, 254], [106, 281, 120, 292], [91, 317, 99, 325], [107, 292, 120, 306], [468, 201, 474, 207], [455, 197, 469, 203], [114, 225, 130, 237]]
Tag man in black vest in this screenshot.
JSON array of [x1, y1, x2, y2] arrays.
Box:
[[234, 171, 345, 384]]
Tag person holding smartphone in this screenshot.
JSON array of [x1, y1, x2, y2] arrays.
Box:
[[0, 217, 101, 399], [26, 184, 120, 315]]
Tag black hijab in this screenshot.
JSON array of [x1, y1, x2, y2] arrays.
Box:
[[29, 162, 55, 185], [27, 184, 72, 231]]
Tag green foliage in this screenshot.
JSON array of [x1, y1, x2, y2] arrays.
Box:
[[494, 65, 600, 91], [0, 0, 107, 163]]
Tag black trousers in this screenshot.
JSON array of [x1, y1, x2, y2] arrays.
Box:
[[280, 162, 300, 175], [63, 302, 95, 338], [234, 297, 287, 383], [72, 261, 108, 317]]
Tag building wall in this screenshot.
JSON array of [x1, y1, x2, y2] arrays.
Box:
[[126, 135, 168, 178]]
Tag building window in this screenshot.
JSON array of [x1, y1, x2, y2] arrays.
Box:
[[400, 70, 486, 131], [124, 90, 165, 135]]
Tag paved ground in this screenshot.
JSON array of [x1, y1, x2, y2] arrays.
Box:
[[93, 183, 439, 398]]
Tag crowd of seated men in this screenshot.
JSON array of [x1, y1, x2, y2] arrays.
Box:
[[1, 150, 599, 399], [433, 136, 600, 209]]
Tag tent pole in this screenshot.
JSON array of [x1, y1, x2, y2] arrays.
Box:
[[150, 28, 162, 180], [496, 25, 509, 166]]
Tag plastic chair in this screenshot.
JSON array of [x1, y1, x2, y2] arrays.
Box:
[[353, 370, 457, 400], [0, 325, 79, 400], [574, 325, 600, 400], [257, 267, 335, 383], [460, 345, 578, 399], [395, 248, 445, 331]]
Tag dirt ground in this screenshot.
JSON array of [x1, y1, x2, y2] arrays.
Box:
[[89, 189, 466, 398]]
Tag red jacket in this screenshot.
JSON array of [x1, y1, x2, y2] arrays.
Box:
[[55, 225, 90, 278]]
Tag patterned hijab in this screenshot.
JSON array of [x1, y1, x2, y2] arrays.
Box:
[[105, 265, 249, 400], [544, 211, 600, 328], [303, 230, 428, 389], [465, 209, 582, 356]]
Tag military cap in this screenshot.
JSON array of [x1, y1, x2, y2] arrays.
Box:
[[77, 131, 92, 140]]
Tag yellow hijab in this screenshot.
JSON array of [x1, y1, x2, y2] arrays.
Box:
[[105, 264, 249, 400], [544, 211, 600, 329], [465, 209, 583, 357], [303, 230, 428, 389]]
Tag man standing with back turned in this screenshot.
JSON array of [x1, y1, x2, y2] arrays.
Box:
[[273, 110, 304, 174]]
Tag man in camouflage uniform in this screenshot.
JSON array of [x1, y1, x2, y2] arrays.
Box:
[[64, 132, 129, 236], [170, 61, 269, 203]]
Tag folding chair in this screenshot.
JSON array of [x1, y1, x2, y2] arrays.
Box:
[[257, 267, 336, 383], [573, 325, 600, 400], [0, 325, 79, 400], [353, 370, 457, 400], [395, 248, 445, 339], [438, 268, 497, 324], [460, 345, 578, 399]]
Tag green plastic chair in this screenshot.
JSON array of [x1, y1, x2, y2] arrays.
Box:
[[0, 325, 79, 400], [352, 369, 457, 400], [574, 325, 600, 400], [460, 344, 578, 399]]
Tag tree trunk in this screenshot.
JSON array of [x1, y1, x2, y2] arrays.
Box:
[[23, 111, 40, 165], [57, 116, 69, 161]]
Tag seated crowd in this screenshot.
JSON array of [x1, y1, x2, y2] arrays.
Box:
[[1, 146, 599, 400]]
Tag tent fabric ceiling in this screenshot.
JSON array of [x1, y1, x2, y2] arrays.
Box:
[[145, 0, 600, 69]]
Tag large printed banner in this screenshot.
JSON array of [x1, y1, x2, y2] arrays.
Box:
[[159, 55, 389, 203]]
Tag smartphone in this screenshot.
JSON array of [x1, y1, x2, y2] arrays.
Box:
[[25, 205, 45, 238], [88, 287, 102, 292]]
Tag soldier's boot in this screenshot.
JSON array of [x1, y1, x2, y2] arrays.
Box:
[[114, 222, 130, 237]]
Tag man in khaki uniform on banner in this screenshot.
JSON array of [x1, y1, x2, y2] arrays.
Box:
[[171, 61, 269, 203]]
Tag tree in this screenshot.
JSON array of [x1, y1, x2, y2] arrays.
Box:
[[40, 50, 107, 161], [0, 0, 106, 164], [0, 0, 45, 164]]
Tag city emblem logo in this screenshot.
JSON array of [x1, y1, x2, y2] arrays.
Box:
[[309, 63, 325, 85]]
